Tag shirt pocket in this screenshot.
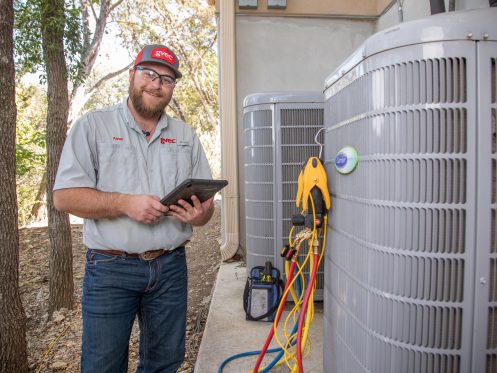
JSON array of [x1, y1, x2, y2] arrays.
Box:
[[157, 147, 178, 194], [176, 143, 192, 182], [96, 143, 139, 193]]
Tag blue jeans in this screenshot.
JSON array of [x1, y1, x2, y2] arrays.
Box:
[[81, 248, 187, 373]]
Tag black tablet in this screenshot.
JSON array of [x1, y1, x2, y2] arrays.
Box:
[[160, 179, 228, 206]]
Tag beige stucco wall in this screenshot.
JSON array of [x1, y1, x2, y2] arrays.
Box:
[[235, 15, 374, 254], [212, 0, 393, 17]]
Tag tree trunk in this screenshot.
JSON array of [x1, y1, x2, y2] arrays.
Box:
[[40, 0, 74, 317], [0, 0, 29, 370]]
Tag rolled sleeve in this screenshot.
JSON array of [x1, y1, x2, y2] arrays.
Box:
[[54, 115, 97, 191]]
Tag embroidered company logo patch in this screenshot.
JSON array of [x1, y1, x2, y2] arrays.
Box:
[[160, 137, 176, 144], [113, 137, 124, 141], [151, 48, 175, 65]]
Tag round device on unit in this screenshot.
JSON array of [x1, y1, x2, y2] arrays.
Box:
[[334, 146, 358, 174]]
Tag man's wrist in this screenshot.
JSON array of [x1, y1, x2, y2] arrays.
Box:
[[112, 193, 131, 217]]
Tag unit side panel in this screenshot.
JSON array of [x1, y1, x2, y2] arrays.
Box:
[[323, 41, 477, 373], [243, 104, 276, 272], [475, 41, 497, 373]]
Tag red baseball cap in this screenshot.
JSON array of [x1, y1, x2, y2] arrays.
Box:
[[133, 44, 182, 79]]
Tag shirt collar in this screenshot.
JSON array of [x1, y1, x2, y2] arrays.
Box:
[[121, 97, 170, 134]]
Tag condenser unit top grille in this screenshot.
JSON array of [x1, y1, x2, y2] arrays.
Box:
[[324, 7, 497, 92], [244, 91, 323, 108]]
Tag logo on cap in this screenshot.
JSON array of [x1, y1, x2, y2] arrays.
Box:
[[151, 48, 175, 65]]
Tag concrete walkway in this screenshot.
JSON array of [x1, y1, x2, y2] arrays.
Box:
[[194, 262, 323, 373]]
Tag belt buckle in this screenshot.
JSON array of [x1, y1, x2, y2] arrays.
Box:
[[139, 249, 165, 261], [139, 251, 154, 261]]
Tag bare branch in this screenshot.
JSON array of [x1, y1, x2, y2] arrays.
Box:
[[170, 98, 187, 122], [87, 63, 132, 95], [109, 0, 125, 13], [90, 2, 97, 19]]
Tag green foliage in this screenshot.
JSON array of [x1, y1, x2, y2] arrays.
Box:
[[63, 3, 84, 82], [15, 84, 48, 225], [16, 85, 47, 176], [14, 0, 43, 77], [16, 129, 45, 176], [14, 0, 84, 83]]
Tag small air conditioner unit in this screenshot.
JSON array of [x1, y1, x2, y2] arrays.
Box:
[[243, 92, 324, 299], [323, 8, 497, 373]]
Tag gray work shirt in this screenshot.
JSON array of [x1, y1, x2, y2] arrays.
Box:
[[54, 98, 212, 253]]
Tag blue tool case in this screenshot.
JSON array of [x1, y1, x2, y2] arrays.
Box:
[[243, 262, 283, 322]]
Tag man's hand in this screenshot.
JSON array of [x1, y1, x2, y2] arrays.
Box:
[[53, 188, 169, 224], [167, 196, 214, 226], [122, 195, 169, 224]]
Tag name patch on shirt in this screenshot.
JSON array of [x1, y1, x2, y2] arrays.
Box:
[[113, 136, 124, 142]]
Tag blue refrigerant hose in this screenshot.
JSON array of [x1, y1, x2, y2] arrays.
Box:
[[218, 274, 302, 373], [218, 347, 283, 373]]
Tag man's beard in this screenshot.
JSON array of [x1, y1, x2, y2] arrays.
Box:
[[128, 82, 170, 119]]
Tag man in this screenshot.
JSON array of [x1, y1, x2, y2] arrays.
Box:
[[53, 44, 214, 373]]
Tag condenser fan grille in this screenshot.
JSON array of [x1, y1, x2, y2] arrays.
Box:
[[328, 57, 467, 125]]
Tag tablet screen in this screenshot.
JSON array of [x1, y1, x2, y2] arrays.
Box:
[[160, 179, 228, 206]]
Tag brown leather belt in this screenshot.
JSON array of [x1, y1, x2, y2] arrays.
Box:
[[92, 247, 184, 261]]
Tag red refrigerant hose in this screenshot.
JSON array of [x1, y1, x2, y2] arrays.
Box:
[[252, 260, 298, 372], [295, 252, 320, 372]]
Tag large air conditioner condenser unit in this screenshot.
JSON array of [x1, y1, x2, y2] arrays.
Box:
[[322, 8, 497, 373]]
